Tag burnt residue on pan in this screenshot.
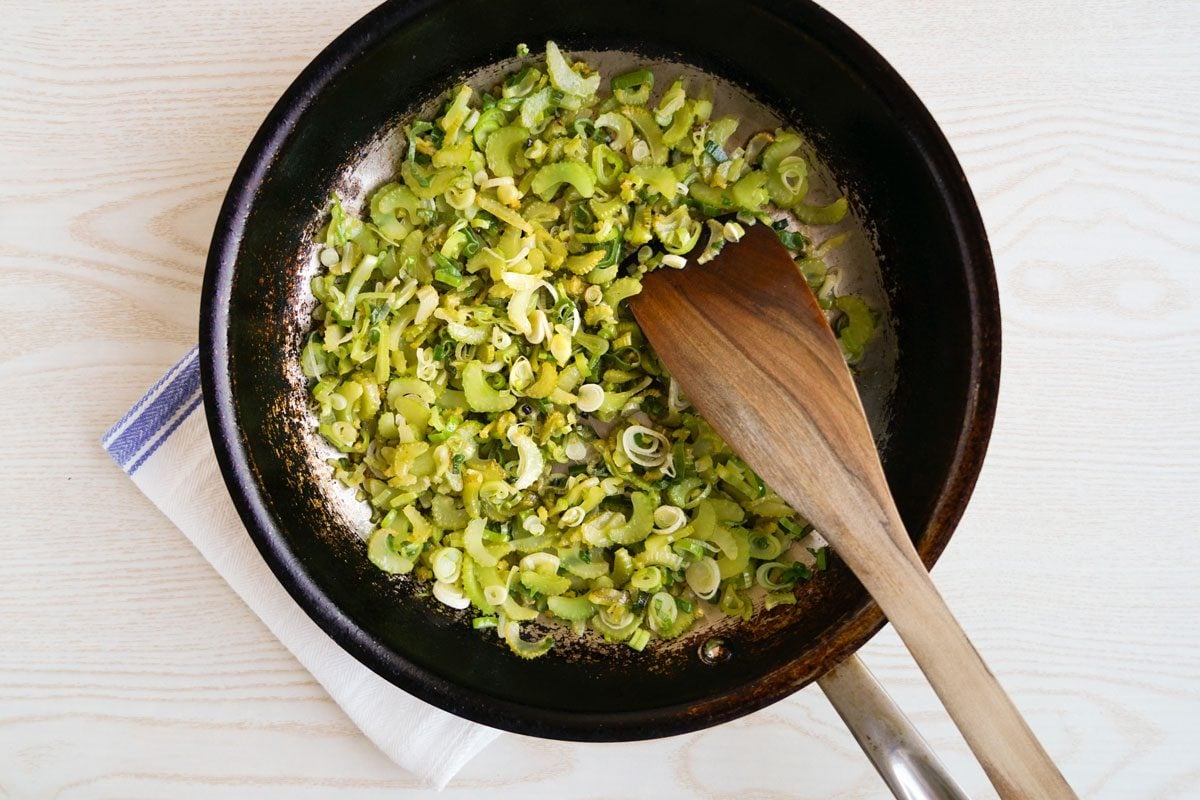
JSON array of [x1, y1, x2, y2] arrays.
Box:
[[201, 0, 998, 741]]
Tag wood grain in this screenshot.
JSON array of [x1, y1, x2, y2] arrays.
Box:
[[1, 0, 1198, 798]]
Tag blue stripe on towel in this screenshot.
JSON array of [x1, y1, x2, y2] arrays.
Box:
[[102, 347, 198, 447], [102, 347, 204, 475], [126, 391, 205, 475]]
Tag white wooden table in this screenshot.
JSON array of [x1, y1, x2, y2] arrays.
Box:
[[2, 1, 1197, 797]]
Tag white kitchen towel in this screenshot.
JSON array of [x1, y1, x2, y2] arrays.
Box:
[[102, 346, 500, 789]]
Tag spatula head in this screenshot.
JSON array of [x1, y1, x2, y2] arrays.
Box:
[[629, 223, 890, 540]]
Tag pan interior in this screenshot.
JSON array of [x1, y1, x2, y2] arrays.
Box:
[[207, 0, 993, 740], [296, 48, 900, 652]]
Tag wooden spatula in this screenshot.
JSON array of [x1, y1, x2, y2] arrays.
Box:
[[629, 223, 1075, 800]]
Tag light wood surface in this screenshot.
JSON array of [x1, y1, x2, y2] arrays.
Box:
[[1, 1, 1197, 798], [632, 225, 1074, 798]]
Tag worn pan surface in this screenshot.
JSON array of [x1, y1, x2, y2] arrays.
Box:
[[200, 0, 999, 740]]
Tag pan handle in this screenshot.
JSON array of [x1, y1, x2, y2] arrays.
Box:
[[817, 655, 971, 800]]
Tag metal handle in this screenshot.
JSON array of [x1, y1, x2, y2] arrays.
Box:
[[817, 655, 971, 800]]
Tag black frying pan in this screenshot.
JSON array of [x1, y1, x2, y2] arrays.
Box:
[[200, 0, 999, 746]]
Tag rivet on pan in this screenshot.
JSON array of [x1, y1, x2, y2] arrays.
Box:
[[699, 637, 731, 665]]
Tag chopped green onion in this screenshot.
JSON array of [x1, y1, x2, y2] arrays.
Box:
[[777, 228, 808, 252], [703, 140, 729, 164], [307, 45, 868, 659], [811, 546, 829, 571], [432, 254, 463, 287]]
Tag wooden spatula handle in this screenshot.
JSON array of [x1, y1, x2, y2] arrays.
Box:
[[631, 224, 1074, 798], [735, 314, 1075, 797], [831, 504, 1075, 799]]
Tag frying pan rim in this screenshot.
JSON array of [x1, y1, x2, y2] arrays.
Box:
[[199, 0, 1000, 741]]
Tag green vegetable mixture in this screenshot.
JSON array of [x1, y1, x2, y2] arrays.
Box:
[[302, 42, 875, 659]]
